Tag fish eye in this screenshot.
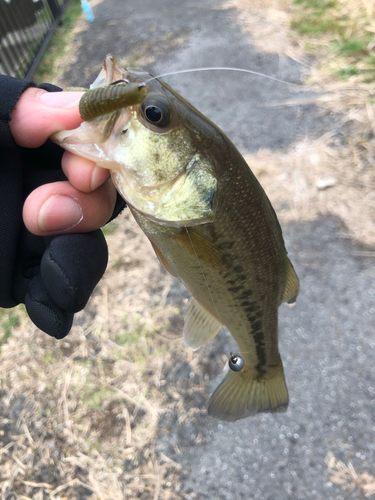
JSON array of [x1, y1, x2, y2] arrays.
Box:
[[141, 99, 171, 128]]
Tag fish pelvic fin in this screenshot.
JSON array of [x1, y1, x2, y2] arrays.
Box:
[[282, 257, 300, 306], [207, 360, 289, 422], [183, 298, 222, 350]]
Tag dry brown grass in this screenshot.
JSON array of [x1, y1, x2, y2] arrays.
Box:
[[0, 213, 210, 499], [326, 452, 375, 498]]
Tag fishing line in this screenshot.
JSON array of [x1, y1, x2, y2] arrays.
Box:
[[184, 226, 224, 326], [141, 67, 374, 94]]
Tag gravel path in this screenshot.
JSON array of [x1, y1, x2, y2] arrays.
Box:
[[60, 0, 375, 498]]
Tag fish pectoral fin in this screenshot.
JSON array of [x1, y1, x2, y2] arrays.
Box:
[[281, 257, 300, 306], [183, 298, 222, 350], [207, 360, 289, 422], [150, 241, 178, 277], [171, 228, 223, 270]]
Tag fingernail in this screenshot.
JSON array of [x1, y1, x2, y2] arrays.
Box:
[[38, 195, 83, 233], [39, 91, 84, 108]]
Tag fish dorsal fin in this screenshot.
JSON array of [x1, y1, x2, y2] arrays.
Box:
[[281, 257, 300, 306], [208, 358, 289, 421], [150, 241, 178, 277], [183, 297, 222, 350]]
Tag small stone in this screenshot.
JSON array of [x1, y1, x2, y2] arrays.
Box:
[[316, 177, 337, 190]]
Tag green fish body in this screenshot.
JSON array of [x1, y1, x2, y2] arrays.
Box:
[[53, 54, 299, 422]]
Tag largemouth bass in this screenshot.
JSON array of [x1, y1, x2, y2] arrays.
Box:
[[53, 54, 300, 422]]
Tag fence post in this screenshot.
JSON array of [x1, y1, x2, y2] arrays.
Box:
[[46, 0, 61, 19]]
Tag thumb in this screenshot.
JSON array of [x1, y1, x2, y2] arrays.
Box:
[[10, 87, 85, 148]]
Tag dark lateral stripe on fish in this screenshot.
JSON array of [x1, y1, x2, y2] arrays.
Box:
[[253, 329, 267, 372], [240, 300, 253, 308], [241, 302, 256, 313], [237, 274, 248, 282], [223, 277, 269, 371], [225, 272, 247, 283], [226, 276, 269, 371], [227, 285, 245, 294], [221, 261, 246, 278], [245, 309, 258, 318], [238, 290, 255, 301], [232, 264, 245, 274], [218, 240, 235, 251], [252, 320, 262, 331]]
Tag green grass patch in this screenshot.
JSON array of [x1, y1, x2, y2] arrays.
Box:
[[101, 222, 119, 236], [81, 387, 114, 410], [115, 331, 130, 346], [0, 312, 20, 347], [331, 38, 370, 56], [292, 0, 336, 34], [304, 42, 320, 51], [40, 351, 58, 365], [116, 324, 146, 346], [292, 0, 375, 85], [294, 0, 335, 8], [336, 66, 361, 80], [292, 17, 334, 35], [33, 0, 83, 83]]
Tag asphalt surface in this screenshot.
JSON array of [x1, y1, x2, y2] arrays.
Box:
[[61, 0, 375, 498], [160, 217, 375, 500]]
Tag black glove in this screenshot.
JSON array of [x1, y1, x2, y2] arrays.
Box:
[[0, 75, 125, 339]]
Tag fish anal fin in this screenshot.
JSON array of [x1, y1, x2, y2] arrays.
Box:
[[282, 257, 300, 306], [150, 241, 178, 277], [208, 360, 289, 421], [171, 228, 223, 270], [183, 297, 222, 350]]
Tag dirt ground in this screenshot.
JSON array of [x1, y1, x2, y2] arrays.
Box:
[[1, 0, 375, 499]]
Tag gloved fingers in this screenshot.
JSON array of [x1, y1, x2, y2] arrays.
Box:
[[61, 150, 110, 193], [41, 231, 108, 313], [23, 178, 117, 236], [10, 88, 84, 148], [25, 273, 73, 339]]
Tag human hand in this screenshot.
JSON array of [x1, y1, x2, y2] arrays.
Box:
[[10, 87, 117, 235], [0, 79, 123, 339]]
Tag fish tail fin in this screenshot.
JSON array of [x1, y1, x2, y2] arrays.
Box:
[[208, 360, 288, 422]]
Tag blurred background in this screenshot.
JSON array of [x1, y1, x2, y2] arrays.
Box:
[[1, 0, 375, 498]]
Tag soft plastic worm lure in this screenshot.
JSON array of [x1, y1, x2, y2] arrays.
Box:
[[79, 82, 147, 121]]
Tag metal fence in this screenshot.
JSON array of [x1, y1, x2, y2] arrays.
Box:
[[0, 0, 72, 79]]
